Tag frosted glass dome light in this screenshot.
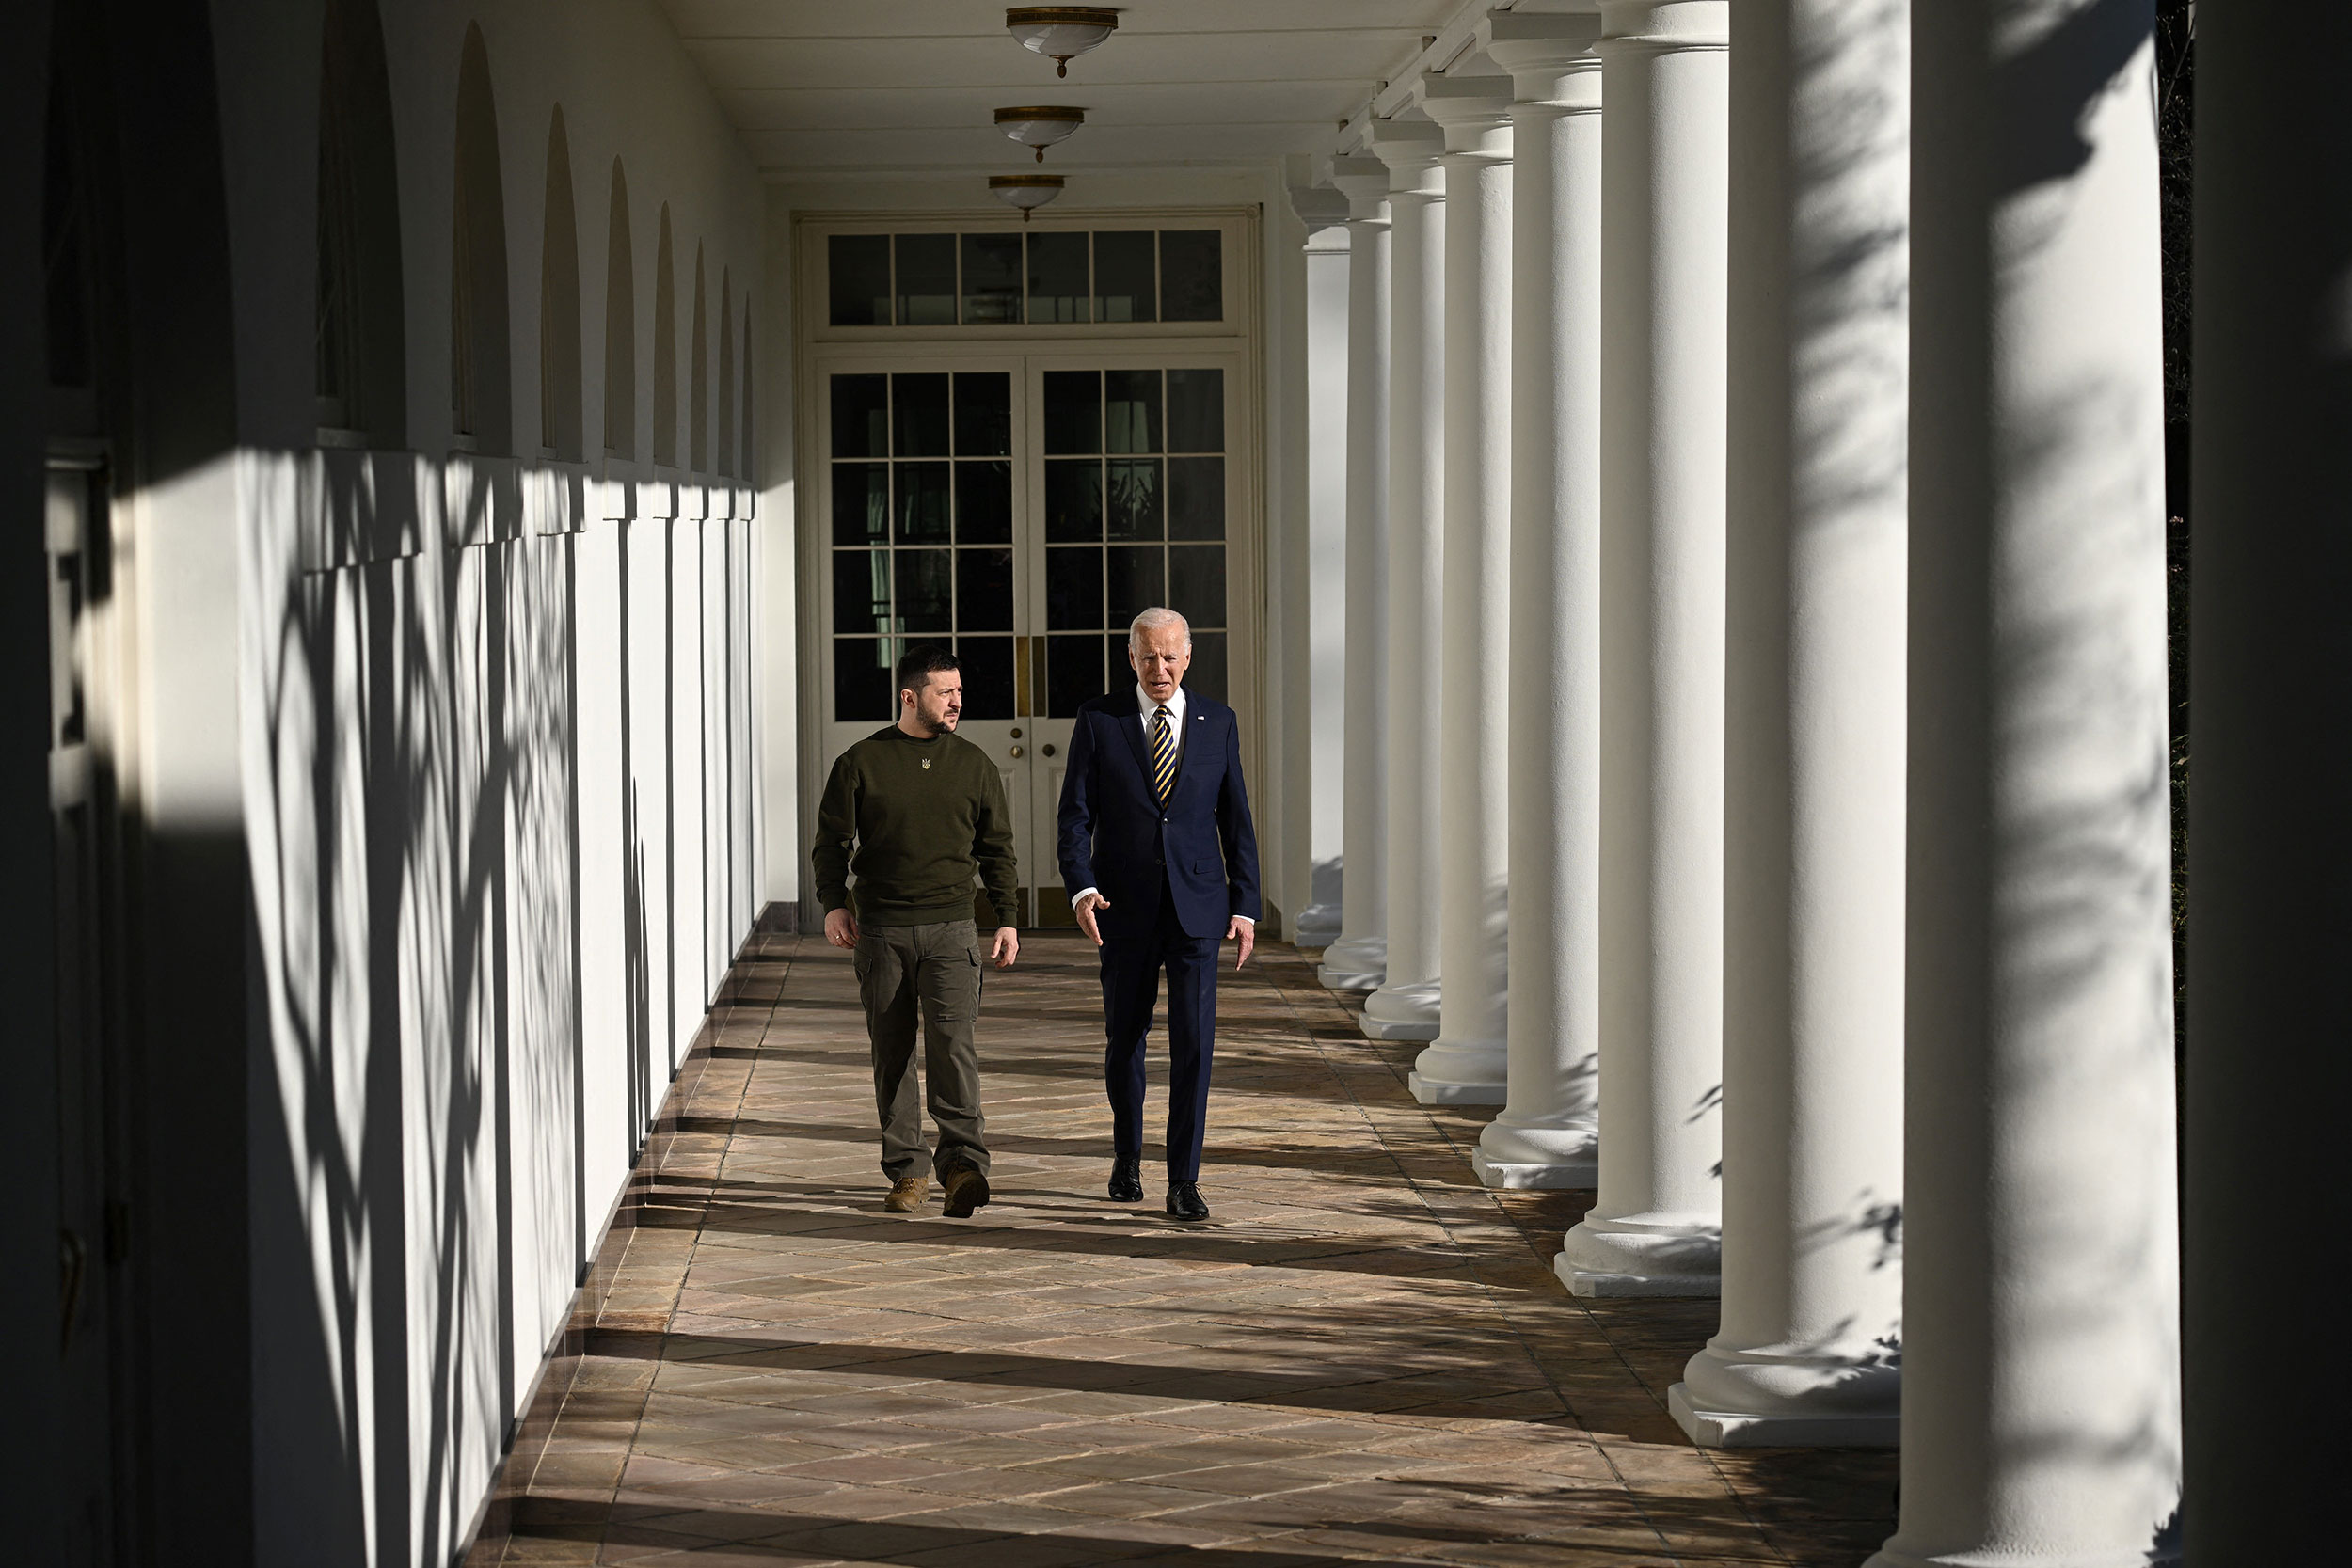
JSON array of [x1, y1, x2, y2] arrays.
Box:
[[989, 174, 1065, 221], [995, 105, 1087, 162], [1006, 8, 1119, 78]]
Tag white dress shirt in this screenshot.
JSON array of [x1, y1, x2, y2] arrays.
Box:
[[1140, 681, 1187, 766], [1071, 684, 1251, 924]]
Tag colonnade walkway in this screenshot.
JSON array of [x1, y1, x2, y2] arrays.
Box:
[[475, 935, 1893, 1567]]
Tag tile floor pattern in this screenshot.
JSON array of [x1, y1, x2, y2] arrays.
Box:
[[480, 934, 1896, 1567]]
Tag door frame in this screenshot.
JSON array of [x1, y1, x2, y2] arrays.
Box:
[[790, 209, 1264, 930]]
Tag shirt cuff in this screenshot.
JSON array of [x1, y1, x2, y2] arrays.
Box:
[[1071, 889, 1249, 927]]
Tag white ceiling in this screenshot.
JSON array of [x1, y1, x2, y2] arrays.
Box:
[[656, 1, 1473, 176]]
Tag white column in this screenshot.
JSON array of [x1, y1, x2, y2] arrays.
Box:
[[1475, 14, 1605, 1186], [1409, 75, 1516, 1106], [1669, 0, 1906, 1448], [1360, 120, 1447, 1044], [1557, 0, 1728, 1298], [1871, 1, 2180, 1560], [1285, 183, 1351, 952], [2185, 9, 2352, 1561], [1318, 158, 1394, 990]]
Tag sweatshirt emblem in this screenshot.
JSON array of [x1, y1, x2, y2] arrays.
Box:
[[921, 758, 931, 769]]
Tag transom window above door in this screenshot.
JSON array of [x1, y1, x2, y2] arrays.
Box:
[[828, 230, 1223, 328]]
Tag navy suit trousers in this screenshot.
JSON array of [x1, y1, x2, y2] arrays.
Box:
[[1099, 887, 1219, 1182]]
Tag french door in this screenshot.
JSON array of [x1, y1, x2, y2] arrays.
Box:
[[815, 346, 1250, 927]]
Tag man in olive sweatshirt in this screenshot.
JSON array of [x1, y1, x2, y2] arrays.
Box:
[[813, 644, 1021, 1218]]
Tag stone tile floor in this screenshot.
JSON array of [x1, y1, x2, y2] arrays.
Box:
[[476, 933, 1895, 1566]]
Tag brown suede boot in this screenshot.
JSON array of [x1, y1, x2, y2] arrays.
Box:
[[940, 1163, 992, 1219], [882, 1174, 930, 1213]]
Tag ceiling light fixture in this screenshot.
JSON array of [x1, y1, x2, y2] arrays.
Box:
[[994, 105, 1087, 162], [1006, 8, 1119, 78], [990, 173, 1065, 220]]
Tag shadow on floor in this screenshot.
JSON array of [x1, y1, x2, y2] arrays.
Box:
[[654, 1115, 1435, 1181], [586, 1325, 1575, 1422], [468, 934, 1898, 1568]]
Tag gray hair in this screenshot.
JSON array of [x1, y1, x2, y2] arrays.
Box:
[[1128, 607, 1192, 653]]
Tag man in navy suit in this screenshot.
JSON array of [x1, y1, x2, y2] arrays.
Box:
[[1057, 607, 1261, 1221]]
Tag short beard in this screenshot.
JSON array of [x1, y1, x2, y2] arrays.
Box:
[[914, 707, 955, 737]]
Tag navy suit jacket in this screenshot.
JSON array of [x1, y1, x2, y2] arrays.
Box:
[[1057, 688, 1262, 942]]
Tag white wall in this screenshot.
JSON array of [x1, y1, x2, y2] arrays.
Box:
[[757, 182, 800, 911], [199, 5, 767, 1562]]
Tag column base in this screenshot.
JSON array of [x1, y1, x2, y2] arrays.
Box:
[[1408, 1037, 1507, 1104], [1408, 1072, 1507, 1104], [1557, 1215, 1721, 1297], [1317, 932, 1387, 991], [1361, 977, 1440, 1041], [1472, 1118, 1598, 1188], [1295, 901, 1344, 948], [1861, 1545, 2178, 1568], [1676, 1342, 1901, 1447], [1667, 1384, 1899, 1449]]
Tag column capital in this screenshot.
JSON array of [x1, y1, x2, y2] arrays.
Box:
[[1481, 13, 1605, 110], [1598, 0, 1727, 52], [1364, 119, 1447, 198], [1286, 182, 1350, 237], [1327, 155, 1393, 227], [1413, 74, 1517, 157]]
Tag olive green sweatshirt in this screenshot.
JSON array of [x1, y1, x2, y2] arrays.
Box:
[[812, 725, 1020, 927]]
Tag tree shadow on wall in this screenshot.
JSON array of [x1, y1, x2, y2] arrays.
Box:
[[246, 459, 611, 1567]]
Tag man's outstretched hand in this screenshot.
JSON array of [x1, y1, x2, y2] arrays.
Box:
[[990, 926, 1020, 968], [1074, 891, 1110, 947], [1227, 916, 1255, 969], [824, 908, 859, 949]]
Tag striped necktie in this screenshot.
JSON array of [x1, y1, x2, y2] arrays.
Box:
[[1150, 705, 1177, 803]]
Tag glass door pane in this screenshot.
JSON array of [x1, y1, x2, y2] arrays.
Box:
[[1025, 365, 1226, 717], [1020, 356, 1234, 926], [819, 348, 1244, 930], [827, 368, 1027, 723], [822, 363, 1032, 923]]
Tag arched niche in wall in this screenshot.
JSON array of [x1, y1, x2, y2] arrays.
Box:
[[602, 159, 634, 460], [538, 105, 582, 462], [42, 2, 233, 465], [316, 0, 407, 446], [689, 244, 708, 475], [717, 270, 735, 480], [44, 13, 113, 438], [450, 23, 511, 454], [652, 204, 676, 468]]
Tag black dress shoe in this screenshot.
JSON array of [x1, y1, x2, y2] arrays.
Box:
[[1108, 1157, 1143, 1203], [1166, 1181, 1210, 1222]]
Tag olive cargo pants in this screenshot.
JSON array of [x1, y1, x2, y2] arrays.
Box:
[[853, 918, 991, 1181]]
